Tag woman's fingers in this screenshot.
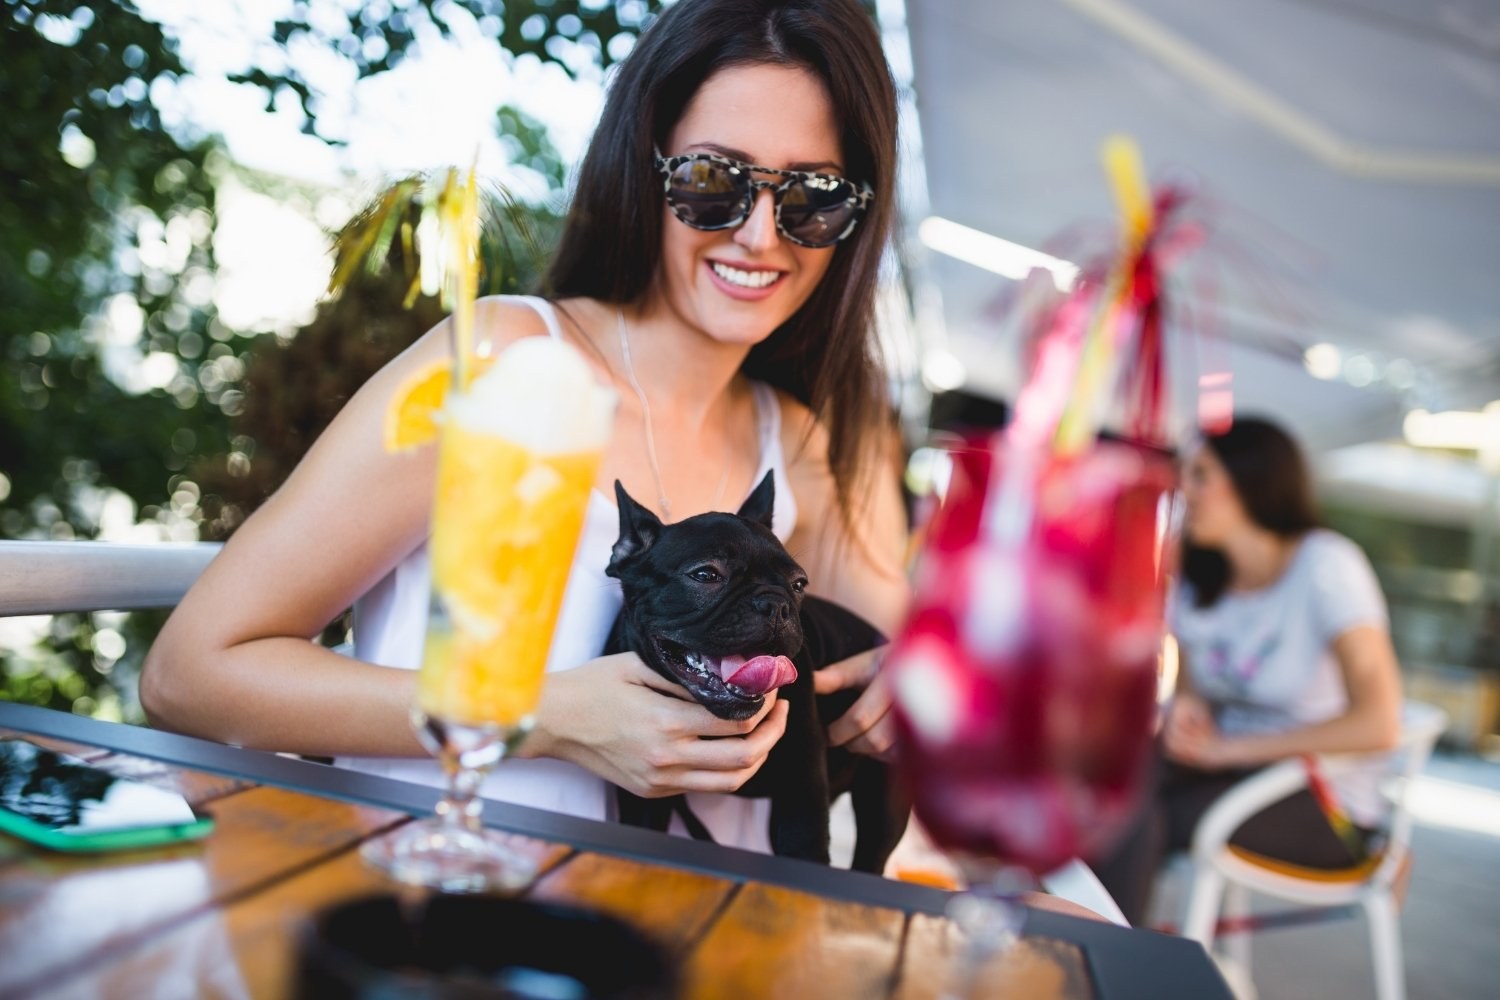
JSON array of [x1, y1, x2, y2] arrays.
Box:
[[695, 691, 783, 737], [622, 655, 784, 739], [1163, 724, 1207, 766], [842, 711, 898, 761], [617, 653, 698, 703], [813, 646, 885, 695], [632, 700, 790, 797], [677, 699, 790, 770], [815, 645, 900, 760], [826, 670, 893, 749]]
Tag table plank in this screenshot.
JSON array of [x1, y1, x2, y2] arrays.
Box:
[[528, 850, 737, 953], [0, 784, 405, 997], [681, 881, 906, 999], [34, 831, 572, 999], [894, 913, 1094, 1000]]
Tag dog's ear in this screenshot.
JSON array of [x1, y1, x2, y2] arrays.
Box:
[[607, 479, 663, 574], [736, 470, 775, 530]]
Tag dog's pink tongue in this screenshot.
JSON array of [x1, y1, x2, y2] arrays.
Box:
[[721, 654, 798, 695]]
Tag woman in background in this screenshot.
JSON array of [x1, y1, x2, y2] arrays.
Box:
[[1097, 416, 1403, 926]]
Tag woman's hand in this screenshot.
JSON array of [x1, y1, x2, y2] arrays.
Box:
[[521, 653, 789, 798], [813, 646, 897, 761], [1162, 692, 1241, 770]]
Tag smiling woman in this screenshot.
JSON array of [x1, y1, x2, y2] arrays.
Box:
[[141, 0, 910, 862]]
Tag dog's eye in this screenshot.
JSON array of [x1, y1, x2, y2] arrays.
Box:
[[792, 578, 808, 594], [689, 567, 723, 584]]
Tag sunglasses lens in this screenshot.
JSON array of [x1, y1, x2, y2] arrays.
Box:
[[778, 177, 862, 247], [664, 159, 748, 229]]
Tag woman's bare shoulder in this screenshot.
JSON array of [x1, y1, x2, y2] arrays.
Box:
[[472, 295, 557, 348]]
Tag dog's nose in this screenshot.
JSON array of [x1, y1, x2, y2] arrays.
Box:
[[753, 594, 792, 624]]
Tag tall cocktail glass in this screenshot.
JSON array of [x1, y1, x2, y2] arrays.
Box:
[[889, 434, 1178, 994], [363, 337, 614, 892]]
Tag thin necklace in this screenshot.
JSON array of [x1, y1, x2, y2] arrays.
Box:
[[616, 310, 731, 521]]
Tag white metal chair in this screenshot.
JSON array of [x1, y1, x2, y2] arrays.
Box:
[[1180, 701, 1448, 1000]]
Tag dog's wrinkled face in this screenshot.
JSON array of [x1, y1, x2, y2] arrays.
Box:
[[606, 472, 807, 720]]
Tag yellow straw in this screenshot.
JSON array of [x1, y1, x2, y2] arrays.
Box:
[[1053, 135, 1155, 455], [428, 160, 483, 393], [452, 164, 481, 392], [1104, 135, 1153, 253]]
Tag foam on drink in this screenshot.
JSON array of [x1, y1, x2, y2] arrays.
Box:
[[447, 337, 615, 454]]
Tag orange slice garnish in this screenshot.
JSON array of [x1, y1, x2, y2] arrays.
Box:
[[384, 359, 452, 452], [383, 353, 501, 453]]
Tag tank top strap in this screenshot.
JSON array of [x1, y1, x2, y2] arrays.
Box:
[[746, 381, 797, 541], [749, 380, 782, 463], [510, 295, 567, 342]]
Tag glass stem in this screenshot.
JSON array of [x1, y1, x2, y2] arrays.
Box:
[[435, 758, 485, 836], [944, 864, 1030, 1000]]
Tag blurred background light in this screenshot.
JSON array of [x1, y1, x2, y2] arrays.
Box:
[[917, 216, 1079, 292], [1303, 342, 1343, 381], [1403, 403, 1500, 453]]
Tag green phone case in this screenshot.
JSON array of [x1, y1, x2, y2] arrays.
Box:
[[0, 794, 215, 853]]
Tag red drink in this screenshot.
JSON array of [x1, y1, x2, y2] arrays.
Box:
[[889, 436, 1176, 875]]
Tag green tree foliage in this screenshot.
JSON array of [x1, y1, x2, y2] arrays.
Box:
[[196, 139, 567, 542], [2, 2, 237, 542], [237, 0, 663, 132], [1, 0, 594, 719]]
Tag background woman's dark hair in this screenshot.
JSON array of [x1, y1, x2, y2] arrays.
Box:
[[1184, 416, 1321, 608], [544, 0, 899, 523]]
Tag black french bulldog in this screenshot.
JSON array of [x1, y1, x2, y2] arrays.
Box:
[[602, 472, 909, 872]]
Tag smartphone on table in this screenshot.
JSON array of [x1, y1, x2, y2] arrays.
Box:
[[0, 738, 215, 852]]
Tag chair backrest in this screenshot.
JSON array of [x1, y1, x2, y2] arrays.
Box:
[[1372, 700, 1448, 884], [0, 541, 222, 616]]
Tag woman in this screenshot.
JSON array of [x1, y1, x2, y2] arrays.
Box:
[[140, 0, 907, 852], [1096, 417, 1403, 925]]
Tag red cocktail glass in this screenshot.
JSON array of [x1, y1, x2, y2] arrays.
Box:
[[893, 436, 1176, 873]]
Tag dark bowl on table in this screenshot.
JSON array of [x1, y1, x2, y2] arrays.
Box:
[[294, 893, 678, 999]]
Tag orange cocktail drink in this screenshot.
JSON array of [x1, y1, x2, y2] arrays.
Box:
[[422, 428, 600, 726], [418, 336, 613, 730]]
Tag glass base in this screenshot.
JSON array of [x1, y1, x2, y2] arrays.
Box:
[[941, 859, 1031, 1000], [362, 819, 540, 894]]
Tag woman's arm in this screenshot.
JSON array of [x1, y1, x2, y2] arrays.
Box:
[[1166, 624, 1402, 770], [782, 400, 910, 757], [140, 316, 455, 755]]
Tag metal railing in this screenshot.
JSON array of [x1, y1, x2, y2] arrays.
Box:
[[0, 541, 222, 616]]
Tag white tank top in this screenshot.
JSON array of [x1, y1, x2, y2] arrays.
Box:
[[344, 296, 798, 852]]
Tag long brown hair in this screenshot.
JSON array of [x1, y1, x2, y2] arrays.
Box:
[[544, 0, 899, 522], [1184, 416, 1321, 607]]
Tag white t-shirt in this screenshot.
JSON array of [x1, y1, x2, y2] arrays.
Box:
[[1172, 529, 1390, 825]]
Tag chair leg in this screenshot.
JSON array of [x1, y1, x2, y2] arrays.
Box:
[[1182, 867, 1225, 948], [1364, 891, 1406, 1000], [1221, 882, 1253, 971]]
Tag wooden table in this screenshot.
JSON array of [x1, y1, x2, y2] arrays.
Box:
[[0, 703, 1229, 999]]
